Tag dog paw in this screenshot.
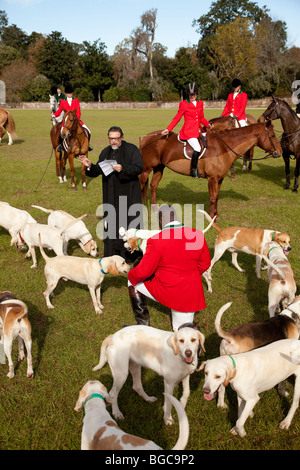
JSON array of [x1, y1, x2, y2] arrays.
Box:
[[146, 395, 157, 403], [7, 370, 14, 379], [27, 371, 34, 379], [165, 417, 174, 426], [113, 410, 125, 420], [279, 419, 291, 430], [30, 264, 37, 269], [230, 426, 246, 437]]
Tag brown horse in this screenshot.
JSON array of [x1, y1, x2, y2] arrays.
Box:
[[259, 96, 300, 193], [139, 121, 281, 219], [0, 108, 17, 145], [50, 110, 88, 190], [209, 114, 257, 176]]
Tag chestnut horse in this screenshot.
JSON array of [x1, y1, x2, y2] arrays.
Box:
[[259, 96, 300, 193], [139, 121, 281, 219], [50, 110, 88, 190], [0, 108, 17, 145], [209, 114, 257, 176]]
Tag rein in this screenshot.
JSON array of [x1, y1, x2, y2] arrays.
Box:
[[61, 114, 86, 153]]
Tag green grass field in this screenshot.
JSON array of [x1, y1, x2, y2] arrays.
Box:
[[0, 107, 299, 450]]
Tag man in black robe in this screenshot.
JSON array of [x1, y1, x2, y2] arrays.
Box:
[[78, 126, 144, 262]]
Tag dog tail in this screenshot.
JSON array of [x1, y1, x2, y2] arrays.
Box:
[[1, 299, 28, 320], [198, 209, 221, 233], [60, 214, 87, 236], [164, 394, 189, 450], [38, 233, 49, 261], [260, 254, 285, 280], [92, 334, 113, 371], [215, 302, 235, 341], [31, 205, 53, 213]]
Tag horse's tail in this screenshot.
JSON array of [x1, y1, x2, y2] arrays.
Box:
[[198, 209, 221, 233], [6, 111, 17, 139]]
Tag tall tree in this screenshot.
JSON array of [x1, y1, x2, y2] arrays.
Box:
[[34, 31, 77, 86], [77, 39, 114, 101], [208, 16, 258, 82]]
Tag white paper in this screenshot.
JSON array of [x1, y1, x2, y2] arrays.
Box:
[[98, 159, 118, 176]]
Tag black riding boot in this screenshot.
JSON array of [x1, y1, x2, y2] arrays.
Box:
[[191, 150, 201, 178], [128, 285, 150, 325], [56, 135, 63, 153]]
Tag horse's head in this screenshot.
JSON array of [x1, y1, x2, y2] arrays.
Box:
[[49, 94, 58, 113], [60, 110, 78, 139], [259, 95, 285, 122], [257, 120, 282, 158]]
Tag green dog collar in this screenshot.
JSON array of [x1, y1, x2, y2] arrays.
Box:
[[83, 393, 105, 414]]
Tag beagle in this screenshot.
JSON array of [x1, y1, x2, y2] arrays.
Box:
[[200, 339, 300, 437], [0, 201, 37, 246], [93, 324, 205, 425], [0, 290, 33, 379], [198, 209, 291, 292], [31, 205, 98, 257], [74, 380, 189, 450], [263, 241, 297, 317], [39, 235, 130, 314]]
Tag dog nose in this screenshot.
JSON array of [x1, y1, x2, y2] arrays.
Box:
[[185, 349, 192, 358], [203, 387, 211, 394]]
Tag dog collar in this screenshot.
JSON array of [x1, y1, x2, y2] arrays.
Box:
[[18, 232, 25, 244], [267, 246, 278, 258], [99, 258, 108, 274], [82, 393, 105, 414], [137, 238, 142, 250], [229, 355, 236, 368]]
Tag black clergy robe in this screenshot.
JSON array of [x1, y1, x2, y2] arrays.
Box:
[[86, 140, 144, 261]]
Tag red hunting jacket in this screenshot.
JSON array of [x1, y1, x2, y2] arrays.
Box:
[[167, 99, 210, 140], [53, 97, 84, 125], [128, 224, 211, 312], [222, 91, 247, 121]]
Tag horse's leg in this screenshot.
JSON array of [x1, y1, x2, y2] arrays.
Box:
[[208, 176, 223, 219], [139, 169, 151, 203], [69, 153, 77, 190], [6, 131, 13, 145], [247, 148, 254, 173], [230, 164, 235, 180], [150, 164, 165, 206], [292, 155, 300, 193], [62, 153, 68, 183], [283, 152, 290, 190], [81, 162, 87, 190], [55, 151, 64, 184]]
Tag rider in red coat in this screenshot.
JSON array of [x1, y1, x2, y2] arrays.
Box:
[[52, 83, 92, 152], [161, 83, 213, 178], [127, 205, 211, 330], [222, 78, 247, 126]]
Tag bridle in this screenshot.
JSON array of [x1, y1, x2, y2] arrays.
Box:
[[60, 112, 85, 152]]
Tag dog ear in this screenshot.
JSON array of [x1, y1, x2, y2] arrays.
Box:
[[107, 261, 119, 275], [223, 366, 237, 387], [74, 389, 86, 412], [167, 333, 179, 355], [197, 331, 206, 353], [196, 360, 206, 372]]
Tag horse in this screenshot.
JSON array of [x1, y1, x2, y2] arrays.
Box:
[[0, 108, 17, 145], [49, 95, 64, 126], [259, 95, 300, 193], [139, 121, 281, 219], [50, 110, 88, 190], [209, 114, 257, 177]]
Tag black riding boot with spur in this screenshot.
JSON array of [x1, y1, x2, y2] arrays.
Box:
[[190, 150, 201, 178], [128, 285, 150, 326]]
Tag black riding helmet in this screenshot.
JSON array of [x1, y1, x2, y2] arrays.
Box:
[[186, 82, 199, 96], [65, 83, 74, 94], [232, 78, 241, 88]]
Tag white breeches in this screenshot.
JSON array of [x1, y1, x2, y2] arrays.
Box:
[[238, 120, 247, 127], [128, 280, 195, 331], [187, 137, 201, 152]]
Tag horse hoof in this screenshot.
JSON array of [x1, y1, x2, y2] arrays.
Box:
[[72, 186, 77, 191], [292, 189, 298, 193], [83, 186, 87, 190]]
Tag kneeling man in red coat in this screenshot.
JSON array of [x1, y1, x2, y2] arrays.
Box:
[[128, 205, 211, 331]]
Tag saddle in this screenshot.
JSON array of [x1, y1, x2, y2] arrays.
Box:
[[178, 136, 206, 160]]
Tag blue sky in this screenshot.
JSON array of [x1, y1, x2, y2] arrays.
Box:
[[2, 0, 300, 57]]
